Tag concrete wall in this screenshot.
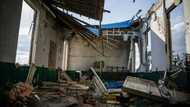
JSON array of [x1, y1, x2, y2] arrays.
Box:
[[149, 0, 168, 71], [183, 0, 190, 56], [68, 35, 130, 71], [148, 0, 187, 71], [150, 31, 168, 71], [30, 1, 69, 68], [0, 0, 23, 63]]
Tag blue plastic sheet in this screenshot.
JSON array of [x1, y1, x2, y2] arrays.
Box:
[[104, 81, 123, 89], [87, 20, 133, 36]]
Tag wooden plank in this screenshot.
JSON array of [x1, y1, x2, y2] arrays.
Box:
[[91, 68, 108, 93], [26, 64, 37, 85]]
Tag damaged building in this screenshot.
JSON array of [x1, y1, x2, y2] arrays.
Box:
[[0, 0, 190, 107]]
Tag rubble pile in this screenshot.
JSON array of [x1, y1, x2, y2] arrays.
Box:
[[8, 82, 35, 106]]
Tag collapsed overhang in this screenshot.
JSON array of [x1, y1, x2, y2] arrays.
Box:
[[42, 0, 105, 20], [30, 0, 126, 55], [51, 6, 97, 38]]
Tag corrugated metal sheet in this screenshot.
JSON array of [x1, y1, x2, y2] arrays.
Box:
[[44, 0, 105, 20]]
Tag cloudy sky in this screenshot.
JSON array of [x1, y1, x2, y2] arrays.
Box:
[[16, 0, 185, 65], [170, 3, 185, 57], [102, 0, 156, 24], [71, 0, 156, 25]]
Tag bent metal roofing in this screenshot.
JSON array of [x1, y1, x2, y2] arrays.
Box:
[[42, 0, 105, 20]]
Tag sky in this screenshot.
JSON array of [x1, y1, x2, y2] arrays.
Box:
[[170, 3, 186, 57], [102, 0, 156, 24], [70, 0, 157, 25], [16, 1, 34, 64], [15, 0, 185, 65]]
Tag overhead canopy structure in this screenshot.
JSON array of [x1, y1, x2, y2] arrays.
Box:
[[52, 7, 98, 38], [42, 0, 105, 20], [50, 6, 108, 55]]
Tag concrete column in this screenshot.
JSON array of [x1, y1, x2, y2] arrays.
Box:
[[0, 0, 23, 63], [62, 40, 69, 71], [183, 0, 190, 56], [132, 39, 136, 72]]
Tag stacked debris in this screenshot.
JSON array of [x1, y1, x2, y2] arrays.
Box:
[[2, 63, 190, 107], [8, 82, 39, 107], [122, 76, 190, 105]]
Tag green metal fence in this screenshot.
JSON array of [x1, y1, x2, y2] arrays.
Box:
[[0, 62, 58, 88]]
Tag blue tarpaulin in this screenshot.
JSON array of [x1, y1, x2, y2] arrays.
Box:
[[101, 20, 133, 30], [87, 27, 99, 35], [87, 20, 133, 36], [104, 81, 123, 89]]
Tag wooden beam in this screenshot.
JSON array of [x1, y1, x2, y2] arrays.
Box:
[[79, 33, 105, 56], [102, 39, 119, 48]]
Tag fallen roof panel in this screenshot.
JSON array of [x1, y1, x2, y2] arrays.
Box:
[[123, 76, 167, 102]]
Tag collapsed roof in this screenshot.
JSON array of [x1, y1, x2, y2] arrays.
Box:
[[87, 20, 141, 36], [42, 0, 105, 20]]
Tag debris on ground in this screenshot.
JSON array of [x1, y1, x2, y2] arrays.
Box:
[[8, 82, 36, 106]]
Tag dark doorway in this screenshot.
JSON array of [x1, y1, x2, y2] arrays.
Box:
[[48, 40, 57, 68]]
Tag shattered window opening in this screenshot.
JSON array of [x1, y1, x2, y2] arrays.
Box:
[[15, 0, 36, 65]]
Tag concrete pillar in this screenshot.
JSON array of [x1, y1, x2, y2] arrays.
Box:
[[182, 0, 190, 89], [62, 40, 69, 71], [0, 0, 23, 63], [183, 0, 190, 58]]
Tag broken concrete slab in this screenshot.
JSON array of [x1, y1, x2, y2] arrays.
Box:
[[123, 76, 166, 102]]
